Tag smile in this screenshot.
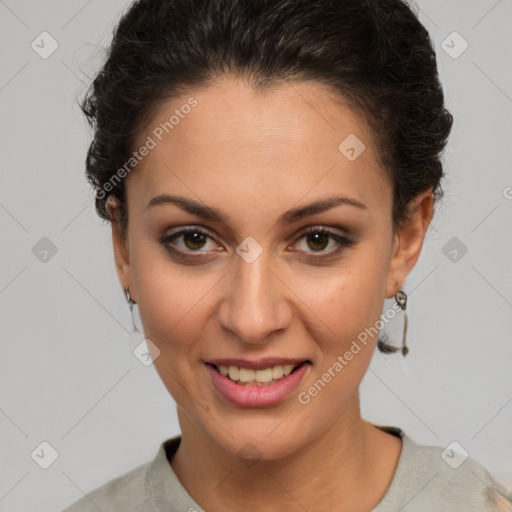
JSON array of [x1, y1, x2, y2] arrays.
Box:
[[212, 363, 302, 386], [205, 361, 311, 407]]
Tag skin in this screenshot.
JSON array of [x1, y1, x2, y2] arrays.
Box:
[[109, 75, 433, 511]]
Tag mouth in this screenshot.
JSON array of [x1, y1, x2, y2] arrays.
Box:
[[206, 361, 310, 386], [205, 359, 311, 408]]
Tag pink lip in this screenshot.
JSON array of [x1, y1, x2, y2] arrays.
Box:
[[206, 361, 310, 408], [205, 357, 307, 371]]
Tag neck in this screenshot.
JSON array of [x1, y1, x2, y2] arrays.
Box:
[[169, 393, 393, 511]]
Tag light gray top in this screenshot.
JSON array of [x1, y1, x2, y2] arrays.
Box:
[[62, 426, 511, 512]]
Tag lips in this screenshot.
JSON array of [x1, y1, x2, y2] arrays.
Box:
[[205, 357, 309, 371], [205, 360, 311, 408]]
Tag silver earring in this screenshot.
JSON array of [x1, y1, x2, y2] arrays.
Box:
[[394, 290, 408, 356], [124, 285, 140, 333]]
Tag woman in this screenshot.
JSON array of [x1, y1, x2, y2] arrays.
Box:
[[63, 0, 511, 510]]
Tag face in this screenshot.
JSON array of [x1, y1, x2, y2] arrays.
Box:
[[111, 75, 432, 460]]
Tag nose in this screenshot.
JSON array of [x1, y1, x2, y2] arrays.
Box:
[[217, 249, 292, 344]]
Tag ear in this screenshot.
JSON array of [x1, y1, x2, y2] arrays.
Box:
[[106, 195, 134, 300], [385, 188, 434, 298]]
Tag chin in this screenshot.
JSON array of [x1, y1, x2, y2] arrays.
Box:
[[201, 419, 312, 464]]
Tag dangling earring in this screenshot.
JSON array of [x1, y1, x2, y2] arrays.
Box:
[[124, 285, 141, 333], [394, 290, 408, 356]]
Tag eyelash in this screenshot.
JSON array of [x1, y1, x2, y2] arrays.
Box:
[[160, 225, 355, 261]]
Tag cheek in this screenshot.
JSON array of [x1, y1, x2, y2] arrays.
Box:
[[298, 254, 389, 352], [129, 243, 210, 354], [130, 254, 213, 403], [292, 256, 388, 423]]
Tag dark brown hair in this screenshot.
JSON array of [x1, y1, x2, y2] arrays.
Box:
[[80, 0, 453, 353]]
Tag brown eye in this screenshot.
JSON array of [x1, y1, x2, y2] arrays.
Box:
[[182, 231, 207, 250], [293, 227, 355, 259], [161, 227, 218, 255], [305, 231, 330, 251]]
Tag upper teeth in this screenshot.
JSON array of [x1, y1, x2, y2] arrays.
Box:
[[218, 364, 298, 383]]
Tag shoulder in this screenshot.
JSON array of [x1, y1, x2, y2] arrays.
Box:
[[61, 460, 152, 512], [376, 426, 512, 512], [61, 436, 185, 512], [405, 440, 502, 509]]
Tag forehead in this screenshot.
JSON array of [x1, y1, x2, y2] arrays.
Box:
[[128, 76, 391, 219]]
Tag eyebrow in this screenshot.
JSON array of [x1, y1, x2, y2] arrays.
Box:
[[145, 194, 367, 224]]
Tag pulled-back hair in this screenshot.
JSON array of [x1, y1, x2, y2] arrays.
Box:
[[80, 0, 453, 353]]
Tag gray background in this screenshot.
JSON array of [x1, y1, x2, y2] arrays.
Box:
[[1, 0, 511, 510]]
